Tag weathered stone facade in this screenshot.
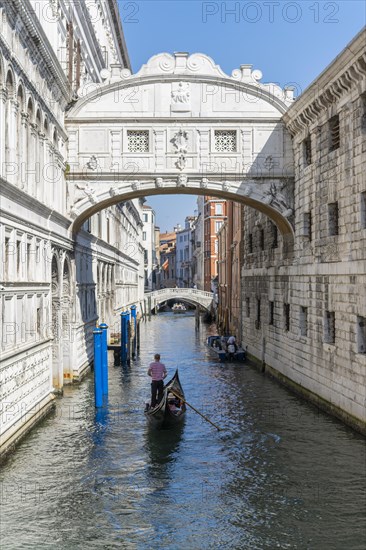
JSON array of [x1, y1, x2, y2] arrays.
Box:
[[241, 29, 366, 433]]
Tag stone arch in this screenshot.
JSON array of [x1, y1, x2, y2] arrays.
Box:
[[27, 96, 34, 121], [66, 52, 295, 246], [5, 67, 14, 96], [36, 106, 42, 128], [16, 83, 25, 109]]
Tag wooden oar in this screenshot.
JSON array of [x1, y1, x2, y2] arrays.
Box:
[[170, 389, 221, 431]]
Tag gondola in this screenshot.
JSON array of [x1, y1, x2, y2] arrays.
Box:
[[144, 370, 186, 429]]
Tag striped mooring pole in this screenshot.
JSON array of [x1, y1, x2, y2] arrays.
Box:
[[130, 305, 137, 358], [99, 323, 108, 396], [93, 328, 103, 408], [120, 310, 130, 364]]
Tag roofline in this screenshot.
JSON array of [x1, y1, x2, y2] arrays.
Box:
[[284, 26, 366, 120], [107, 0, 131, 71]]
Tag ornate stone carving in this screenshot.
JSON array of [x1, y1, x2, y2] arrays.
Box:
[[155, 177, 163, 188], [177, 174, 188, 187], [85, 155, 99, 171], [109, 186, 119, 197], [131, 181, 141, 191], [243, 185, 253, 196], [222, 181, 231, 192], [263, 182, 293, 215], [172, 129, 189, 171], [75, 183, 97, 204], [201, 178, 208, 188], [171, 82, 191, 112]]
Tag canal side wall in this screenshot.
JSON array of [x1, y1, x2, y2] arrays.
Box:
[[240, 30, 366, 435]]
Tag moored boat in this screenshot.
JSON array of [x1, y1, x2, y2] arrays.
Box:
[[172, 302, 187, 314], [206, 335, 246, 363], [145, 370, 186, 428]]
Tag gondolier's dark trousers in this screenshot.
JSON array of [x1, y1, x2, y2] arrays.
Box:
[[151, 380, 164, 408]]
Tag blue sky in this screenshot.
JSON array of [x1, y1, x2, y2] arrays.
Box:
[[119, 0, 365, 229]]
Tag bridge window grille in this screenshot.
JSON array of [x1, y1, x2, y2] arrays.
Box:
[[303, 136, 312, 165], [324, 311, 335, 344], [127, 130, 149, 153], [214, 130, 237, 152], [329, 115, 340, 152], [357, 316, 366, 354]]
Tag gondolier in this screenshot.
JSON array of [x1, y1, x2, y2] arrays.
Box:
[[147, 354, 167, 408]]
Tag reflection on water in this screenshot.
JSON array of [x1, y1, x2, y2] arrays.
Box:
[[1, 313, 366, 549]]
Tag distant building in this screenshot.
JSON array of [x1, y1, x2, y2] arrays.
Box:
[[217, 202, 244, 338], [203, 197, 227, 292], [142, 205, 157, 290], [191, 197, 205, 290], [176, 216, 196, 287], [159, 231, 177, 287]]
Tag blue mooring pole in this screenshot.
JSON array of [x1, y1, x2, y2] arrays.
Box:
[[121, 311, 129, 364], [130, 305, 137, 358], [93, 328, 103, 408], [99, 323, 108, 396]]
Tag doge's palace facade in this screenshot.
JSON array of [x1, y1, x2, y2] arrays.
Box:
[[0, 0, 144, 456]]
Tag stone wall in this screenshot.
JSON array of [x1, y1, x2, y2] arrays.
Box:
[[241, 29, 366, 432]]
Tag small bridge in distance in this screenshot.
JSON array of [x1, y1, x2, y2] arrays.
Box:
[[144, 288, 214, 313]]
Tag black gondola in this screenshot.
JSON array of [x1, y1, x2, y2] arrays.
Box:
[[144, 370, 186, 429]]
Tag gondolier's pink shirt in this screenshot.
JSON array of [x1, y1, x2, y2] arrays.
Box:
[[149, 362, 167, 381]]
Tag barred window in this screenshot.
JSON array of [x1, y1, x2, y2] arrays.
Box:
[[269, 301, 274, 325], [329, 115, 340, 152], [357, 316, 366, 354], [328, 202, 339, 236], [214, 130, 237, 152], [324, 311, 335, 344], [303, 136, 312, 165], [300, 306, 308, 337], [284, 303, 290, 332], [127, 130, 149, 153]]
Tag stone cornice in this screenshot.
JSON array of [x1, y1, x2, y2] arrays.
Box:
[[283, 27, 366, 136], [3, 0, 71, 104], [0, 176, 72, 231]]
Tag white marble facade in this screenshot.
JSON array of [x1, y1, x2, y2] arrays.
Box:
[[0, 0, 143, 455]]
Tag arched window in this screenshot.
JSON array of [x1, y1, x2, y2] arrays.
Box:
[[5, 70, 14, 167], [16, 85, 25, 169]]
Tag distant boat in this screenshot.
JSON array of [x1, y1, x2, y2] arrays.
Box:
[[145, 370, 186, 429], [172, 302, 187, 314], [206, 335, 246, 363]]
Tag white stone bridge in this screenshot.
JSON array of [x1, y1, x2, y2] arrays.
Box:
[[66, 52, 295, 242], [144, 288, 214, 312]]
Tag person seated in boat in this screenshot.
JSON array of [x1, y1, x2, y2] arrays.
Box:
[[147, 354, 167, 408], [168, 397, 181, 414]]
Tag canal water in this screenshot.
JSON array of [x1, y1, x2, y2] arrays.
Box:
[[1, 313, 365, 549]]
